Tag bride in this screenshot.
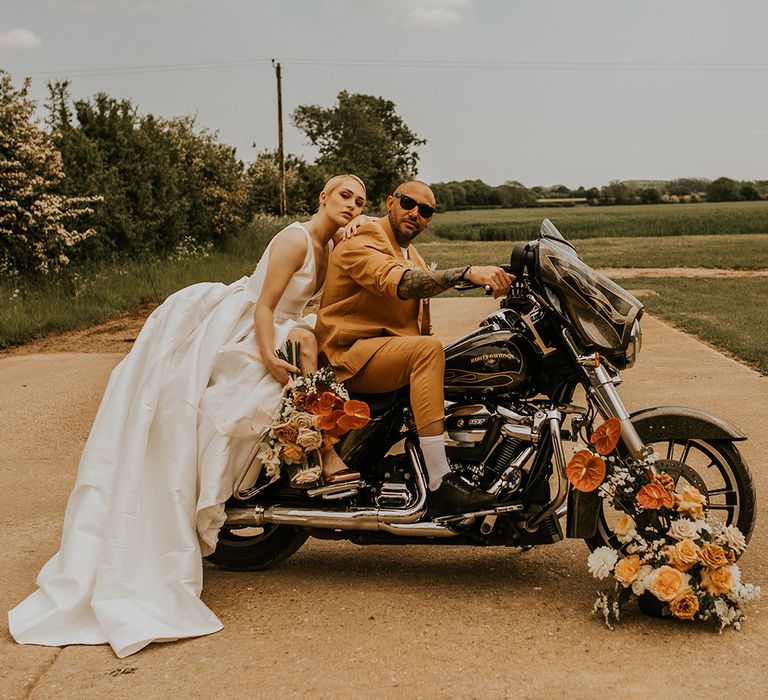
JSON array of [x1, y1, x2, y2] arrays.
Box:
[[9, 174, 368, 658]]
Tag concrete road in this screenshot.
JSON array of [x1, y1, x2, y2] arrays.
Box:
[[1, 298, 766, 699]]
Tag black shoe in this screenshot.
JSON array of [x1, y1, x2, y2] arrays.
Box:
[[430, 473, 496, 515]]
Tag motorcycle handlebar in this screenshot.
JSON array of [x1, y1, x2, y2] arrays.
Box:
[[453, 263, 516, 295]]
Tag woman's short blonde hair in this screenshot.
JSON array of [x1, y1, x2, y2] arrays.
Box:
[[322, 174, 366, 201]]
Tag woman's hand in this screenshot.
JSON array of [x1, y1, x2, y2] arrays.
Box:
[[265, 356, 300, 385], [339, 214, 375, 240]]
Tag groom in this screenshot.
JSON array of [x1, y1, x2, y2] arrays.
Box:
[[316, 180, 514, 514]]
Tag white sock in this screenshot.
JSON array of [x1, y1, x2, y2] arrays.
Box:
[[419, 435, 451, 491]]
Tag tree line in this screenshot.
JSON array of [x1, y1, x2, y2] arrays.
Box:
[[431, 176, 768, 211], [2, 74, 423, 278]]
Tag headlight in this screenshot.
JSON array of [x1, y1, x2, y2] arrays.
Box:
[[624, 319, 643, 368]]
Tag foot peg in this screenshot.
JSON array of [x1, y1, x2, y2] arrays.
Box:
[[432, 502, 524, 525], [307, 481, 362, 499]]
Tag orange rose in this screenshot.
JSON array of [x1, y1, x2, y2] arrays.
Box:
[[664, 538, 700, 572], [280, 442, 305, 464], [293, 392, 314, 412], [699, 566, 735, 596], [614, 555, 643, 587], [652, 472, 675, 492], [699, 543, 730, 569], [669, 588, 700, 621], [273, 421, 298, 444], [647, 565, 690, 602], [675, 484, 707, 519], [637, 483, 675, 510]]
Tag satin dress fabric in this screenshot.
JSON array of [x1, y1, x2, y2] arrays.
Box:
[[9, 223, 327, 658]]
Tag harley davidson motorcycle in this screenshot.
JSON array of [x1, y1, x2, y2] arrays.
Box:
[[209, 219, 756, 571]]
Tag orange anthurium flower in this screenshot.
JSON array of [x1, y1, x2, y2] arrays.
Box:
[[590, 418, 622, 455], [338, 400, 371, 430], [637, 483, 675, 509], [320, 391, 341, 415], [566, 450, 607, 492], [317, 409, 345, 431]]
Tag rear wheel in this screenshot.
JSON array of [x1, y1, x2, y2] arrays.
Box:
[[206, 524, 309, 571], [587, 425, 756, 553]]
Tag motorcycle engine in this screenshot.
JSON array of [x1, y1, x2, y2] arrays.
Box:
[[444, 402, 535, 495]]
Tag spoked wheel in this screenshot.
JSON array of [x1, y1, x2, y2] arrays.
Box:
[[206, 523, 309, 571], [587, 433, 756, 554]]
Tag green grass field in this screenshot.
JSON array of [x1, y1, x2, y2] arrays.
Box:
[[2, 211, 766, 374], [0, 217, 279, 349], [428, 201, 768, 241], [620, 277, 768, 374], [418, 234, 768, 270]]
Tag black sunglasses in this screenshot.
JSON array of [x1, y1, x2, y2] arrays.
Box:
[[393, 192, 435, 219]]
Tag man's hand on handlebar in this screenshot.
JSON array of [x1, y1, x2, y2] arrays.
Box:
[[462, 265, 515, 298]]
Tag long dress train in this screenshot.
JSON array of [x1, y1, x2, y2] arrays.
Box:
[[8, 222, 327, 658]]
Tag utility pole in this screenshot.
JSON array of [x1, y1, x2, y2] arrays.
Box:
[[272, 59, 287, 216]]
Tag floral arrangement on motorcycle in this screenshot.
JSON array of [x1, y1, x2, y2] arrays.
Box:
[[567, 419, 760, 630], [257, 342, 370, 486]]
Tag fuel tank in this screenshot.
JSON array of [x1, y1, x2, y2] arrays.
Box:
[[443, 326, 536, 397]]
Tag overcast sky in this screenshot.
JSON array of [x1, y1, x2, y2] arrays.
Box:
[[2, 0, 767, 188]]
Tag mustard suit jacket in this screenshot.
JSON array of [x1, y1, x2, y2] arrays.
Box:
[[316, 215, 428, 381]]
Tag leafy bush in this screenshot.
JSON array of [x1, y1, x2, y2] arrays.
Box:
[[0, 71, 99, 276]]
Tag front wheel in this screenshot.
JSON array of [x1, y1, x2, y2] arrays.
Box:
[[206, 523, 309, 571], [586, 429, 756, 553]]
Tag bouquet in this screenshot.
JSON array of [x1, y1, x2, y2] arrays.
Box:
[[566, 418, 760, 630], [256, 341, 371, 486]]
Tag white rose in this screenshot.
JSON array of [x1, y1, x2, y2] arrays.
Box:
[[717, 524, 747, 553], [257, 444, 282, 477], [587, 546, 619, 580], [667, 518, 699, 540], [296, 427, 323, 452], [631, 565, 654, 595]]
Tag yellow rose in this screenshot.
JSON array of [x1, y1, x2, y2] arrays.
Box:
[[615, 513, 636, 538], [699, 542, 730, 569], [669, 588, 700, 621], [614, 554, 642, 587], [648, 565, 690, 602], [699, 566, 734, 595], [280, 442, 305, 464], [664, 538, 700, 573], [675, 484, 707, 519]]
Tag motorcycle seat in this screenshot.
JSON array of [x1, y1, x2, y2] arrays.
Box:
[[347, 388, 407, 417]]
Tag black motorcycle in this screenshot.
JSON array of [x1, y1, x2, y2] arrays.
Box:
[[209, 219, 756, 570]]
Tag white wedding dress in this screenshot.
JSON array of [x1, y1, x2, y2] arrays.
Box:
[[9, 222, 328, 658]]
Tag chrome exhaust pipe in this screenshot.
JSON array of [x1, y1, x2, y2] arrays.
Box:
[[224, 440, 457, 539]]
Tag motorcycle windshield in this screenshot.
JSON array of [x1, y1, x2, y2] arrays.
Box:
[[537, 235, 643, 352]]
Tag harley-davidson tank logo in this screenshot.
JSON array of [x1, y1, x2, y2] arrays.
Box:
[[470, 353, 516, 364]]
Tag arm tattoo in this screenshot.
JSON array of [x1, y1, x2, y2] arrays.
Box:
[[397, 267, 465, 299]]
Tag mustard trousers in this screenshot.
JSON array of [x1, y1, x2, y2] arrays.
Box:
[[345, 335, 445, 430]]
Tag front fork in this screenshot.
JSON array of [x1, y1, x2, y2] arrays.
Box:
[[583, 363, 647, 457], [560, 329, 647, 457]]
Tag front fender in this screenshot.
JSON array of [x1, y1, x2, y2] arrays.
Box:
[[566, 404, 747, 539], [629, 405, 746, 442]]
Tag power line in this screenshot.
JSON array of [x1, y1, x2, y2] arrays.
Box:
[[16, 57, 768, 79]]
